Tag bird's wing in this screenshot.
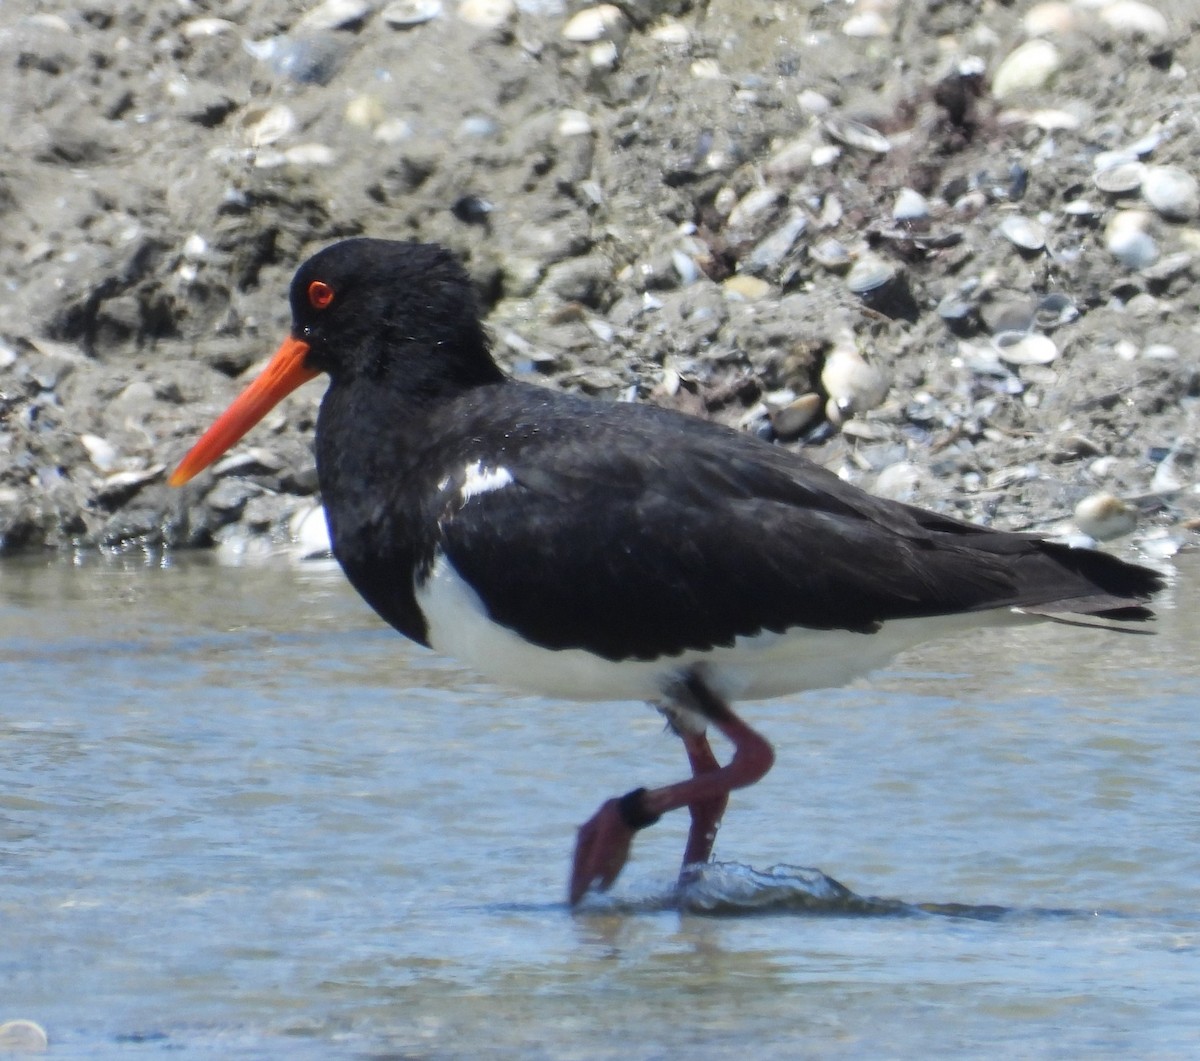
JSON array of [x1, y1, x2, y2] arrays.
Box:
[[431, 404, 1111, 662]]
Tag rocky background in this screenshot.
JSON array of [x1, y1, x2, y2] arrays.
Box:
[[1, 0, 1197, 561]]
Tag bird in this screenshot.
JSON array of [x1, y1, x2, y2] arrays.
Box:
[[170, 237, 1164, 905]]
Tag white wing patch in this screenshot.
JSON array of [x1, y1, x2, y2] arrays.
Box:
[[460, 460, 514, 501]]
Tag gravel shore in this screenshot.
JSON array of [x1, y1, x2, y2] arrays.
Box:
[[2, 0, 1198, 561]]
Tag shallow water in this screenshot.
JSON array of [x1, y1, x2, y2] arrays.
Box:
[[1, 550, 1198, 1058]]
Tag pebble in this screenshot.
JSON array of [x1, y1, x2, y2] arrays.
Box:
[[992, 39, 1060, 99], [1140, 165, 1199, 221], [1074, 492, 1138, 541], [1140, 251, 1192, 283]]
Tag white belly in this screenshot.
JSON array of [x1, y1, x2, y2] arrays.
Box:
[[414, 553, 1026, 703]]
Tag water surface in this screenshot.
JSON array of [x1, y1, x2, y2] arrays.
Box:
[[2, 551, 1198, 1057]]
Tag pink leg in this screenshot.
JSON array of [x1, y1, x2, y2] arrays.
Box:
[[679, 728, 727, 871], [569, 677, 774, 905]]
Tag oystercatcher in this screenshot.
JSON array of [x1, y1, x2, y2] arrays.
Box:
[[170, 238, 1163, 904]]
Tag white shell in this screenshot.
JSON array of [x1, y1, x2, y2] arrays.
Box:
[[892, 187, 929, 222], [1105, 210, 1159, 269], [239, 104, 296, 147], [993, 332, 1058, 365], [290, 503, 333, 559], [457, 0, 515, 29], [764, 138, 814, 180], [821, 343, 889, 416], [1022, 2, 1076, 36], [1099, 0, 1170, 41], [726, 186, 781, 230], [722, 275, 772, 302], [182, 17, 237, 37], [0, 1022, 48, 1053], [1093, 160, 1146, 195], [768, 393, 822, 438], [562, 4, 625, 42], [345, 94, 386, 128], [1074, 493, 1138, 541], [80, 433, 119, 472], [998, 214, 1046, 252], [810, 237, 851, 271], [382, 0, 443, 27], [650, 20, 690, 46], [822, 116, 890, 154], [846, 256, 896, 294], [842, 11, 889, 38], [296, 0, 372, 32], [284, 143, 336, 166], [557, 109, 593, 136], [992, 39, 1060, 99], [1141, 165, 1200, 221]]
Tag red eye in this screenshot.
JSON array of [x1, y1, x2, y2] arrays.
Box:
[[308, 280, 335, 309]]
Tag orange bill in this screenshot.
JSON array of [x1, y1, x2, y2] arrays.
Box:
[[169, 335, 320, 487]]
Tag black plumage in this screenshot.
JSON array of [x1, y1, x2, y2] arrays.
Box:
[[302, 239, 1159, 663]]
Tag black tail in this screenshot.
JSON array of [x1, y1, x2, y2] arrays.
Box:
[[1020, 542, 1164, 624]]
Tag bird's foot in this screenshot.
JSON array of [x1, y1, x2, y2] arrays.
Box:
[[569, 787, 660, 905]]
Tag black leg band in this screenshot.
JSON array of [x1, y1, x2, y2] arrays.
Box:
[[617, 787, 661, 831]]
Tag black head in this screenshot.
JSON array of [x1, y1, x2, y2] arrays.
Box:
[[290, 238, 505, 393]]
